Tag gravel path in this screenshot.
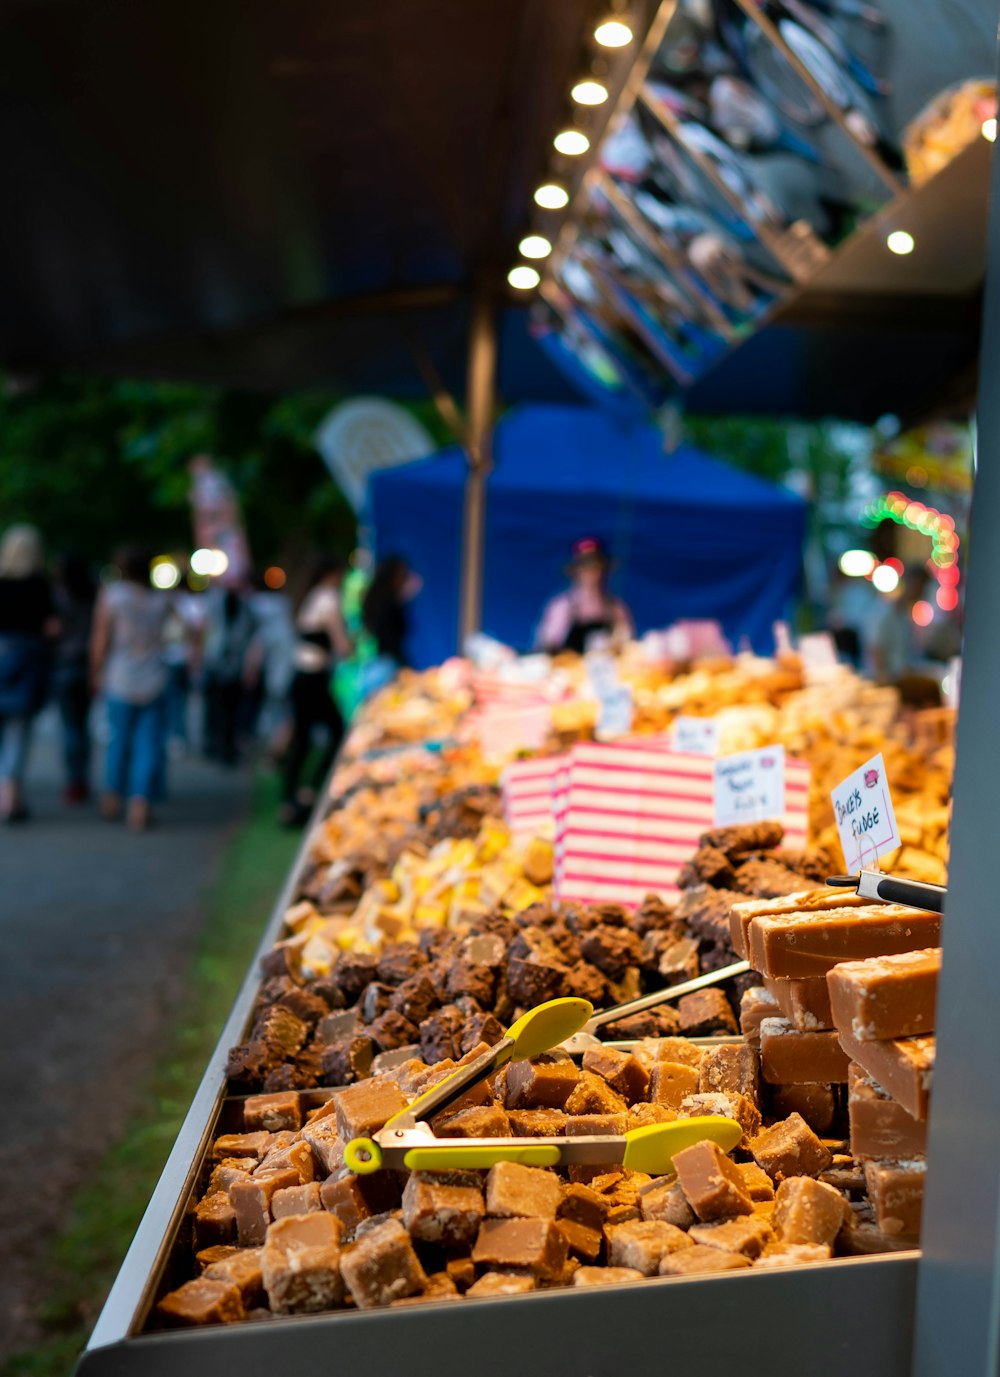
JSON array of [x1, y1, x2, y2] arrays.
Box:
[[0, 709, 252, 1361]]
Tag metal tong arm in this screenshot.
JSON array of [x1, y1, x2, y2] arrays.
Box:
[[386, 1036, 513, 1130], [584, 959, 751, 1032], [826, 872, 947, 914]]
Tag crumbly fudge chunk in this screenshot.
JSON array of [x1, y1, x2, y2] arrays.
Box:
[[230, 1170, 300, 1247], [748, 1113, 832, 1182], [466, 1273, 537, 1297], [203, 1248, 265, 1306], [639, 1176, 696, 1230], [736, 1163, 775, 1202], [436, 1105, 511, 1138], [555, 1218, 602, 1262], [565, 1112, 629, 1137], [508, 1109, 568, 1137], [698, 1043, 760, 1102], [573, 1266, 644, 1287], [402, 1172, 485, 1248], [261, 1212, 345, 1313], [582, 1047, 650, 1104], [659, 1245, 751, 1275], [649, 1062, 700, 1109], [564, 1071, 627, 1116], [319, 1169, 400, 1234], [863, 1159, 926, 1239], [606, 1219, 692, 1275], [672, 1140, 753, 1221], [333, 1079, 407, 1142], [504, 1057, 580, 1109], [244, 1092, 302, 1132], [688, 1214, 774, 1258], [472, 1218, 568, 1281], [755, 1242, 832, 1268], [486, 1161, 561, 1220], [341, 1218, 427, 1309], [559, 1182, 609, 1233], [773, 1176, 849, 1246], [193, 1191, 237, 1250], [156, 1277, 245, 1327]]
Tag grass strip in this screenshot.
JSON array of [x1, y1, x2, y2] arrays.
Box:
[[2, 770, 299, 1377]]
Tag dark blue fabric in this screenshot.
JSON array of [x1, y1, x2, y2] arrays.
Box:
[[369, 404, 806, 669]]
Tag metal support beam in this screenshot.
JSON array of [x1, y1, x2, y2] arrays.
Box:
[[910, 134, 1000, 1377], [457, 291, 496, 649]]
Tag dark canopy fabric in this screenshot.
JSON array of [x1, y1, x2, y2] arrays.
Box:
[[369, 404, 807, 667]]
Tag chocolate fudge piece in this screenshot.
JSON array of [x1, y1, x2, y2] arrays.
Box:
[[320, 1169, 400, 1233], [659, 1245, 751, 1275], [359, 982, 395, 1024], [203, 1248, 265, 1306], [698, 1043, 760, 1102], [606, 1219, 692, 1274], [699, 821, 785, 856], [486, 1162, 561, 1220], [253, 1006, 308, 1056], [602, 1007, 682, 1040], [508, 1109, 568, 1137], [676, 990, 738, 1036], [733, 858, 807, 898], [748, 904, 940, 979], [316, 1009, 362, 1045], [652, 938, 702, 986], [505, 1056, 580, 1109], [402, 1172, 485, 1248], [390, 975, 439, 1026], [760, 1018, 851, 1084], [580, 926, 644, 979], [369, 1010, 420, 1052], [837, 1031, 934, 1120], [582, 1047, 650, 1104], [157, 1277, 245, 1327], [561, 961, 611, 1006], [419, 1005, 466, 1063], [688, 1214, 774, 1258], [377, 943, 428, 986], [863, 1158, 925, 1239], [472, 1218, 568, 1281], [244, 1092, 302, 1133], [332, 953, 378, 1004], [565, 1071, 627, 1116], [272, 1182, 321, 1219], [193, 1192, 237, 1250], [848, 1067, 927, 1160], [573, 1266, 643, 1286], [672, 1140, 753, 1221], [446, 959, 496, 1006], [827, 948, 940, 1042], [461, 1012, 505, 1055], [639, 1177, 696, 1230], [506, 929, 569, 1005], [333, 1078, 407, 1141], [341, 1218, 427, 1308], [763, 975, 833, 1032], [319, 1036, 375, 1086], [262, 1212, 345, 1313], [773, 1176, 849, 1246], [466, 1272, 538, 1296], [748, 1113, 832, 1181], [772, 1083, 836, 1136]]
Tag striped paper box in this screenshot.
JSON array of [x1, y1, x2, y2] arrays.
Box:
[[555, 740, 810, 907], [502, 754, 566, 839]]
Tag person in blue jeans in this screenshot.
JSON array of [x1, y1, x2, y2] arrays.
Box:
[[90, 545, 170, 831]]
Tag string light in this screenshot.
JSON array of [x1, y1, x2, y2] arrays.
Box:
[[982, 117, 997, 142], [839, 550, 876, 578], [534, 183, 569, 209], [554, 129, 590, 156], [595, 19, 633, 47], [886, 230, 915, 255], [571, 79, 609, 106], [508, 265, 541, 290], [519, 234, 553, 259], [860, 491, 963, 607], [912, 600, 934, 627]]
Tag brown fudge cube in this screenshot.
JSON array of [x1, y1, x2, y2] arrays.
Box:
[[341, 1218, 427, 1308], [486, 1161, 561, 1220], [698, 1043, 760, 1102], [504, 1057, 580, 1109], [402, 1173, 485, 1248], [320, 1169, 400, 1233], [763, 975, 833, 1032], [849, 1068, 927, 1159], [300, 1118, 346, 1176], [643, 1037, 705, 1069], [863, 1159, 926, 1238], [582, 1047, 650, 1104], [672, 1140, 753, 1221], [333, 1079, 407, 1142], [446, 1256, 477, 1292], [736, 1163, 775, 1202], [678, 1092, 761, 1143], [827, 949, 940, 1043], [255, 1138, 316, 1183], [555, 1218, 602, 1262], [508, 1109, 568, 1137], [369, 1010, 420, 1053], [230, 1170, 301, 1246], [773, 1176, 849, 1246], [689, 1214, 774, 1258], [203, 1248, 265, 1306], [212, 1131, 271, 1162], [262, 1212, 345, 1313], [755, 1242, 832, 1267], [193, 1191, 237, 1249], [740, 987, 780, 1046], [659, 1245, 751, 1275], [677, 990, 738, 1036], [604, 1008, 681, 1040], [606, 1219, 692, 1274], [748, 903, 940, 979], [836, 1030, 935, 1120], [559, 1182, 609, 1233], [639, 1176, 696, 1229], [244, 1092, 302, 1133], [748, 1113, 832, 1182], [628, 1104, 678, 1130], [436, 1105, 512, 1138], [271, 1182, 322, 1219], [195, 1244, 241, 1269], [649, 1062, 700, 1109], [772, 1083, 836, 1136], [466, 1272, 537, 1297], [565, 1113, 630, 1137], [389, 1272, 459, 1307], [156, 1277, 245, 1327], [472, 1218, 568, 1281], [207, 1159, 256, 1195], [760, 1018, 850, 1084], [573, 1266, 644, 1286], [564, 1071, 627, 1116]]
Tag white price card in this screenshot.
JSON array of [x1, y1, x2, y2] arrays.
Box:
[[672, 716, 719, 756], [596, 684, 634, 740], [713, 746, 786, 827], [831, 752, 901, 872]]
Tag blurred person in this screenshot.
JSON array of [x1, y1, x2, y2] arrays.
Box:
[[90, 545, 170, 832], [162, 587, 204, 752], [246, 571, 296, 754], [280, 555, 353, 826], [535, 537, 634, 654], [201, 584, 257, 766], [53, 551, 97, 803], [0, 524, 56, 822], [868, 567, 925, 684], [359, 554, 420, 698]]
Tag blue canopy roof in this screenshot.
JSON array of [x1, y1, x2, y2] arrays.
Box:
[[369, 403, 807, 668]]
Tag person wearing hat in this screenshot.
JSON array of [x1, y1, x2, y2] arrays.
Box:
[[535, 537, 634, 654]]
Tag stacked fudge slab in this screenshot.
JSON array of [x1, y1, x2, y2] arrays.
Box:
[[827, 948, 940, 1242]]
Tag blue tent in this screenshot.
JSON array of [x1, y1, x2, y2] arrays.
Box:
[[369, 404, 807, 669]]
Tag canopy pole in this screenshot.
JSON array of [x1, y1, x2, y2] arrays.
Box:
[[458, 291, 497, 650]]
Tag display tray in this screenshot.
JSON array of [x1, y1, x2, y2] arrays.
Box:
[[77, 787, 923, 1377]]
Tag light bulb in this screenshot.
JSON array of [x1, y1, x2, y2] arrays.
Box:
[[982, 117, 997, 142], [838, 549, 876, 578], [571, 79, 609, 106], [554, 129, 590, 156], [534, 183, 569, 209], [595, 19, 633, 47], [508, 265, 541, 290], [872, 564, 900, 593], [519, 234, 552, 259], [886, 230, 914, 255]]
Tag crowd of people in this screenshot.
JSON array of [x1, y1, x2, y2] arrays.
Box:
[[0, 523, 418, 830]]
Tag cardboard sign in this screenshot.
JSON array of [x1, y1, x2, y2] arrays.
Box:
[[672, 716, 719, 756], [713, 746, 786, 827], [831, 753, 901, 872]]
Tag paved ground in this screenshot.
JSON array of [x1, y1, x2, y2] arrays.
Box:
[[0, 707, 253, 1361]]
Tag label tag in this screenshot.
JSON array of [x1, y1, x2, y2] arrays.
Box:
[[831, 752, 901, 872], [672, 716, 719, 756], [596, 684, 634, 740], [799, 632, 839, 684], [713, 746, 786, 826]]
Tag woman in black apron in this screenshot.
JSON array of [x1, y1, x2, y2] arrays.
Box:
[[535, 537, 634, 654]]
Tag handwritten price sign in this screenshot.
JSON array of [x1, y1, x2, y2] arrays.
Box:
[[713, 746, 786, 827], [831, 752, 901, 872]]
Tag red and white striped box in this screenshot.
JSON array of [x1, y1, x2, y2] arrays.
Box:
[[554, 740, 810, 907], [502, 754, 566, 839]]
